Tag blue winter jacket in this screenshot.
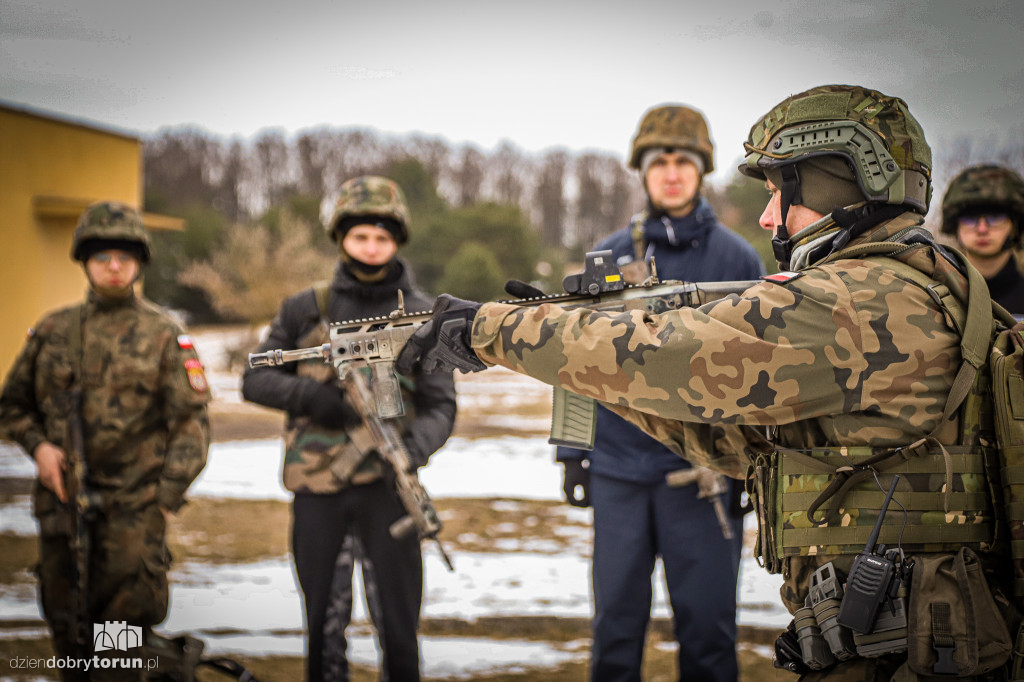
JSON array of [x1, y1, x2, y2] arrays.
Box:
[[556, 197, 765, 483]]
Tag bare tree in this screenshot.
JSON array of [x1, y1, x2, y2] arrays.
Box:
[[454, 146, 485, 206], [296, 131, 328, 198], [535, 150, 569, 247], [491, 141, 527, 207]]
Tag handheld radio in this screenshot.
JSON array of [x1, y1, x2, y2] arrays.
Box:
[[836, 474, 902, 634]]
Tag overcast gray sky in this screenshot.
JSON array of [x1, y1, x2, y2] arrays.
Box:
[[2, 0, 1022, 185]]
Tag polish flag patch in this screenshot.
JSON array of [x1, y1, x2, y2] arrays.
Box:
[[762, 271, 803, 284], [177, 335, 195, 350]]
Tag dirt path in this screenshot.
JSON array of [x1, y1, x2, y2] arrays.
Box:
[[209, 402, 285, 442]]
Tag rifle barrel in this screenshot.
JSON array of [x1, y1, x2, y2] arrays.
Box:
[[248, 344, 331, 368]]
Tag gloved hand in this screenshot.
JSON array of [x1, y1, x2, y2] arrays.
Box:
[[561, 459, 591, 508], [395, 294, 486, 375], [301, 382, 362, 430]]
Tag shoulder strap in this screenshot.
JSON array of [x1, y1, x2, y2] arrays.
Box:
[[311, 281, 331, 323], [628, 209, 649, 262], [68, 303, 85, 384]]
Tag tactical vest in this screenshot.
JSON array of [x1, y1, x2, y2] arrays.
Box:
[[748, 229, 1019, 582], [281, 283, 390, 493]]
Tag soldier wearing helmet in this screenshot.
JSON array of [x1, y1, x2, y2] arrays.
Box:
[[242, 176, 455, 682], [556, 104, 763, 682], [940, 164, 1024, 314], [0, 201, 210, 678], [398, 84, 1019, 680]]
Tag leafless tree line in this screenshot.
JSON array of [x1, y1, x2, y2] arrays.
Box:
[[144, 126, 646, 248]]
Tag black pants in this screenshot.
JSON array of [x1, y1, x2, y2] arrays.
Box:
[[292, 481, 423, 682], [590, 473, 744, 682]]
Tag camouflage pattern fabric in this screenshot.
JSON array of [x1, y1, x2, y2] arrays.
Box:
[[326, 175, 410, 243], [742, 84, 931, 181], [36, 499, 170, 681], [71, 201, 152, 263], [469, 212, 1011, 620], [941, 164, 1024, 243], [282, 321, 422, 494], [0, 291, 210, 679], [628, 104, 715, 172], [741, 85, 932, 213]]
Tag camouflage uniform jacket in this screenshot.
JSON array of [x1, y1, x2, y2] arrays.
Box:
[[471, 211, 997, 614], [241, 260, 456, 494], [0, 291, 211, 513]]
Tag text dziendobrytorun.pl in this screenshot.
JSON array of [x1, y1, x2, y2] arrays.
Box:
[[8, 655, 159, 671]]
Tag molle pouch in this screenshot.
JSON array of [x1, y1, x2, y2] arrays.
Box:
[[853, 584, 907, 658], [907, 548, 1012, 677], [809, 563, 857, 660], [795, 595, 836, 670], [992, 324, 1024, 599]]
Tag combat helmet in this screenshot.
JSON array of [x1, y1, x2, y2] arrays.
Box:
[[71, 201, 151, 263], [326, 176, 410, 244], [628, 104, 715, 174], [940, 164, 1024, 245], [740, 84, 932, 217]]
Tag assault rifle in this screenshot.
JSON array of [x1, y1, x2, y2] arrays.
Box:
[[251, 250, 759, 450], [61, 385, 93, 657], [250, 338, 455, 571], [58, 304, 94, 658]]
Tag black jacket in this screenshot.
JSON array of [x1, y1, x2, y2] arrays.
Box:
[[241, 260, 456, 466]]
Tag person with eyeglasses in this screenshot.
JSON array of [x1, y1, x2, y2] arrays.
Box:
[[940, 164, 1024, 316], [395, 84, 1022, 680], [0, 201, 210, 680]]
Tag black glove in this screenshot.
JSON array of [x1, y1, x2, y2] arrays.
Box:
[[561, 459, 591, 508], [301, 382, 362, 430], [504, 279, 545, 299], [773, 621, 809, 675], [395, 294, 486, 375]]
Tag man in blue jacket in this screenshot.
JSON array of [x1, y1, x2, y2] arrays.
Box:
[[557, 104, 765, 682]]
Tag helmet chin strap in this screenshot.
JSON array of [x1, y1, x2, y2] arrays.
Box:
[[772, 165, 802, 269]]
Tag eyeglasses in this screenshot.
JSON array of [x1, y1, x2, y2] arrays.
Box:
[[958, 213, 1011, 231], [90, 252, 137, 266]]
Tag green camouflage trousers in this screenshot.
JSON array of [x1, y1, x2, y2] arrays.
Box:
[[35, 487, 170, 682]]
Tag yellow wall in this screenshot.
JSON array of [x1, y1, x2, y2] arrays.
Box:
[[0, 104, 143, 377]]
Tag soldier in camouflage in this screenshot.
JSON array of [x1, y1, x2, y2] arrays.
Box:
[[556, 103, 763, 682], [398, 85, 1019, 680], [0, 201, 211, 681], [242, 176, 456, 682], [940, 164, 1024, 315]]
